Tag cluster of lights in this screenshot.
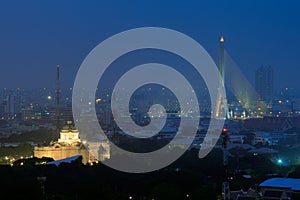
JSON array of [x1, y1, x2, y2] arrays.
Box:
[[2, 155, 35, 166], [88, 160, 99, 166]]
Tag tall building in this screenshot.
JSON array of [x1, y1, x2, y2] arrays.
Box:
[[255, 66, 273, 103], [1, 93, 22, 116]]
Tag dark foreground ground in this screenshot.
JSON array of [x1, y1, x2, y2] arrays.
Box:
[[0, 148, 299, 200]]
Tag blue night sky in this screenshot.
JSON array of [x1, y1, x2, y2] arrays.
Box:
[[0, 0, 300, 89]]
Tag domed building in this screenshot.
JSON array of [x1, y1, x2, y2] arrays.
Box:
[[34, 121, 110, 164]]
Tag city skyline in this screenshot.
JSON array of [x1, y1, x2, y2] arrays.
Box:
[[1, 2, 300, 199]]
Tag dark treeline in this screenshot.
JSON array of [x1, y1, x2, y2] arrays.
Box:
[[0, 149, 297, 200]]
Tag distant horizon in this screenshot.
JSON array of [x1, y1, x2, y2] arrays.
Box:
[[0, 61, 299, 90]]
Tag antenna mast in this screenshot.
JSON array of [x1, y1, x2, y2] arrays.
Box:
[[55, 64, 61, 136]]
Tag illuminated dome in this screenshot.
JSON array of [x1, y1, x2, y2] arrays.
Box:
[[58, 121, 81, 145]]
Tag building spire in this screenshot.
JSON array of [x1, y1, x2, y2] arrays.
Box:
[[215, 36, 229, 119]]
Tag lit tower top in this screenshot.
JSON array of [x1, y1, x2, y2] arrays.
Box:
[[219, 36, 225, 80], [220, 36, 225, 43]]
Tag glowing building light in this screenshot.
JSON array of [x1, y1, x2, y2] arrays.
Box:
[[95, 98, 101, 103]]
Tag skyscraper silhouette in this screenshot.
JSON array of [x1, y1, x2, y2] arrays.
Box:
[[255, 66, 273, 103]]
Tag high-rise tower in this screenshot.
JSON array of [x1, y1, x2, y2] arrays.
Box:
[[215, 36, 229, 119], [255, 66, 273, 103]]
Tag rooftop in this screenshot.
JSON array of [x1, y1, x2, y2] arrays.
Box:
[[259, 178, 300, 191], [47, 155, 82, 166]]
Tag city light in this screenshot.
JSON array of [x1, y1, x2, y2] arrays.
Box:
[[0, 3, 299, 199], [95, 98, 101, 103]]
